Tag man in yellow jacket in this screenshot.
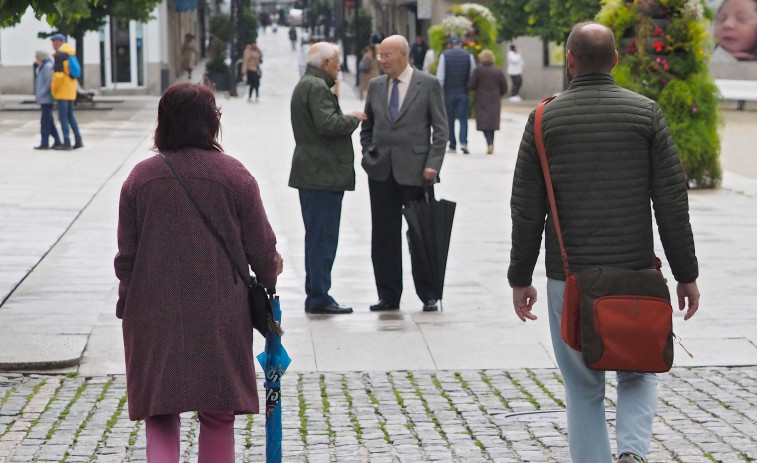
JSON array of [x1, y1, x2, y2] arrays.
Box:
[[50, 33, 83, 150]]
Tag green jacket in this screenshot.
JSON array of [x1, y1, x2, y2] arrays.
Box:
[[288, 66, 360, 191], [508, 73, 698, 286]]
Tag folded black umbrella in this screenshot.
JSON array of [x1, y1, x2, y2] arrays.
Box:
[[403, 192, 456, 304]]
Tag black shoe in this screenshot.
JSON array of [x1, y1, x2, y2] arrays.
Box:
[[53, 142, 72, 151], [73, 140, 84, 149], [306, 302, 353, 314], [369, 300, 399, 312], [422, 299, 439, 312], [33, 145, 50, 150]]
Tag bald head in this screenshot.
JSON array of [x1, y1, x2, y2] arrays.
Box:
[[566, 22, 617, 75], [379, 35, 410, 79]]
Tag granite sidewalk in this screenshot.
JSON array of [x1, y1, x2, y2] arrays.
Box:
[[1, 30, 756, 462]]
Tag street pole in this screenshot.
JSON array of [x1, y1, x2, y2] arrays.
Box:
[[354, 0, 360, 86], [229, 0, 239, 96]]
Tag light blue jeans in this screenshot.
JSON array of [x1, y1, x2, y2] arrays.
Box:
[[547, 278, 658, 462]]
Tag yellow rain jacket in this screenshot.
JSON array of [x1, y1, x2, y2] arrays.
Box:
[[51, 42, 77, 101]]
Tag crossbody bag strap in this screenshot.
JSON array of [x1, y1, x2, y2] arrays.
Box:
[[534, 96, 570, 278], [159, 152, 250, 285]]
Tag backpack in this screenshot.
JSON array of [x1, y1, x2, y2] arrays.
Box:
[[68, 55, 81, 79]]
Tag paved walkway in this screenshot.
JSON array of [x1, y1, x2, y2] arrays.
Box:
[[1, 31, 757, 462]]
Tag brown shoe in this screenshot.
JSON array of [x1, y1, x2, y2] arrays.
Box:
[[487, 145, 493, 154]]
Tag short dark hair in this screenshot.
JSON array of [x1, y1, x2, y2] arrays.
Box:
[[510, 44, 515, 51], [153, 81, 223, 153], [566, 22, 616, 73]]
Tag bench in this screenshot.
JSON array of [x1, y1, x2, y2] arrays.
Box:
[[715, 79, 757, 110]]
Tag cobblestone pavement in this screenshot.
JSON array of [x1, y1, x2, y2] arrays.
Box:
[[1, 367, 755, 462]]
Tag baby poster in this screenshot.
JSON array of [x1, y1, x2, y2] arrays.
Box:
[[709, 0, 757, 61]]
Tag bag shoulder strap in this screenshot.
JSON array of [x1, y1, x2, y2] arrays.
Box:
[[159, 153, 251, 285], [534, 96, 570, 278]]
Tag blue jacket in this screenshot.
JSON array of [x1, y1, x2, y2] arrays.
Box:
[[35, 59, 55, 105]]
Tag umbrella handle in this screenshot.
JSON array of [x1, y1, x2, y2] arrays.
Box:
[[424, 184, 434, 204]]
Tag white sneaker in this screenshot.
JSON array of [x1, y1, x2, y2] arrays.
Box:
[[447, 148, 457, 153], [509, 95, 522, 102], [461, 145, 470, 154]]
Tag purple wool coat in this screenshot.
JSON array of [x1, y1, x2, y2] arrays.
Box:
[[468, 62, 508, 132], [114, 148, 279, 420]]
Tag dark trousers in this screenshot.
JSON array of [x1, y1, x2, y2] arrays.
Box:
[[444, 92, 469, 149], [299, 188, 344, 308], [40, 104, 61, 147], [368, 175, 436, 305], [510, 74, 523, 96], [483, 130, 495, 146], [247, 71, 260, 99]]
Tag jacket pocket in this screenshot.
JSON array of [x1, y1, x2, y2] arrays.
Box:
[[412, 145, 430, 156]]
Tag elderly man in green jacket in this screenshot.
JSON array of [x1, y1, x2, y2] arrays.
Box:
[[508, 23, 700, 463], [289, 42, 367, 314]]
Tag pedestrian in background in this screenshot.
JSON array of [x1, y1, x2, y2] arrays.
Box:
[[33, 50, 62, 150], [288, 25, 298, 51], [115, 81, 283, 463], [360, 35, 448, 313], [50, 33, 83, 150], [289, 42, 366, 314], [467, 49, 507, 155], [507, 44, 524, 102], [410, 35, 429, 70], [508, 23, 700, 463], [181, 33, 198, 80], [299, 37, 315, 76], [437, 36, 475, 154], [242, 41, 263, 101], [358, 44, 379, 100]]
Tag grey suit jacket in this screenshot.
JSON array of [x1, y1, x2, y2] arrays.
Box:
[[360, 69, 448, 186]]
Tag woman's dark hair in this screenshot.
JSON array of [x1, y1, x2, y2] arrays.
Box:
[[153, 81, 223, 153]]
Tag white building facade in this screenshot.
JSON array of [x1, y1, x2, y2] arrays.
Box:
[[0, 2, 201, 96]]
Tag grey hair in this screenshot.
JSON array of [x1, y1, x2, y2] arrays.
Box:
[[35, 50, 51, 61], [306, 42, 339, 68]]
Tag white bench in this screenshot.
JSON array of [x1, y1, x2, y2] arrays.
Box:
[[715, 79, 757, 110]]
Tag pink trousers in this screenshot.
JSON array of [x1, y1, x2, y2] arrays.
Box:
[[145, 411, 235, 463]]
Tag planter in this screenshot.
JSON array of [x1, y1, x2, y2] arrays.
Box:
[[206, 71, 230, 91]]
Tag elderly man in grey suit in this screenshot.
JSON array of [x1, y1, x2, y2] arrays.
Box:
[[360, 35, 449, 313]]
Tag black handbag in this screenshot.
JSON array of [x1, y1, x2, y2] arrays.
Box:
[[160, 153, 282, 338]]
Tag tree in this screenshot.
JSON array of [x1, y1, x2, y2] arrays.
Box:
[[1, 0, 91, 27], [488, 0, 602, 43]]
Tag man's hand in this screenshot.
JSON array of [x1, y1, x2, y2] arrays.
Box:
[[677, 281, 700, 320], [512, 285, 538, 322], [423, 167, 438, 181], [349, 111, 368, 122]]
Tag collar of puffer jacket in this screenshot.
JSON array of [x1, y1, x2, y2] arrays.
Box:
[[568, 72, 615, 89]]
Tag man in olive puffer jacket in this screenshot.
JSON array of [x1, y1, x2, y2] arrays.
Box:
[[508, 23, 700, 463], [288, 42, 366, 314]]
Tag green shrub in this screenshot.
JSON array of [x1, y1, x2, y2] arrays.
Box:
[[598, 0, 721, 188]]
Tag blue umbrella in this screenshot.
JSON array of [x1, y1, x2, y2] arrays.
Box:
[[256, 294, 291, 463]]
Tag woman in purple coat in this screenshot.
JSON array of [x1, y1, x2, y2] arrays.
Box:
[[468, 49, 508, 154], [114, 82, 283, 463]]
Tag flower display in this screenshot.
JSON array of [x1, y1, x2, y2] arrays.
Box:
[[597, 0, 721, 187], [440, 15, 473, 38], [427, 2, 501, 73]]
